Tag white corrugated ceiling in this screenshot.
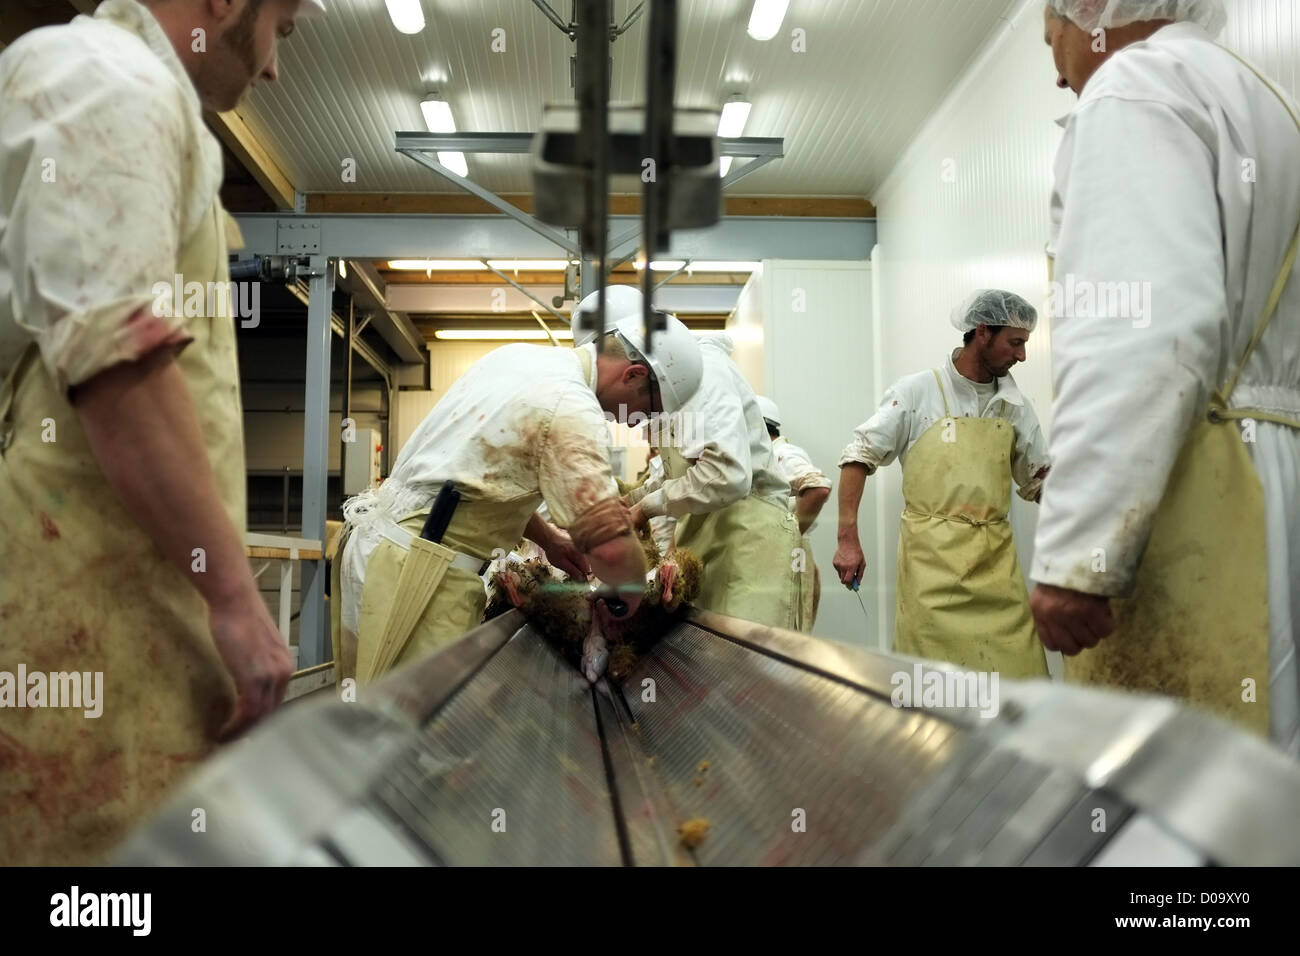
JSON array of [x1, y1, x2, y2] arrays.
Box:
[[242, 0, 1020, 198]]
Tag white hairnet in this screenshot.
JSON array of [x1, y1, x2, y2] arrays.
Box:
[[1045, 0, 1226, 35], [950, 290, 1038, 334]]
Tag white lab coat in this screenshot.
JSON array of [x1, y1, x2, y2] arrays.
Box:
[[772, 436, 832, 530], [636, 334, 789, 518], [1031, 22, 1300, 755], [340, 343, 617, 633], [840, 352, 1051, 501], [0, 0, 222, 389], [772, 437, 832, 494], [644, 455, 677, 556]]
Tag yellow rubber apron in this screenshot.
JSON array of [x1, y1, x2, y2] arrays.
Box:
[[772, 436, 820, 633], [661, 444, 803, 631], [332, 494, 539, 685], [0, 204, 246, 865], [1065, 58, 1300, 735], [894, 371, 1048, 678]]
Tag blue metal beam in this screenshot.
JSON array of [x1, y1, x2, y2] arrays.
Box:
[[299, 256, 334, 668], [232, 214, 876, 262]]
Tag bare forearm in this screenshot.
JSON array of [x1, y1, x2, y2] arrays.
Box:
[[524, 511, 551, 547], [837, 464, 868, 541], [73, 347, 254, 609], [795, 486, 830, 534]]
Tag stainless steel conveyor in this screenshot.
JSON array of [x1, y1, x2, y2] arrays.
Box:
[[115, 608, 1300, 866]]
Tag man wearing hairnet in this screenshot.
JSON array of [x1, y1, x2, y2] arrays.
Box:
[[834, 291, 1051, 676], [1034, 0, 1300, 753]]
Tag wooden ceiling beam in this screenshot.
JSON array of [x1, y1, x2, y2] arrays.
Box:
[[206, 110, 296, 211]]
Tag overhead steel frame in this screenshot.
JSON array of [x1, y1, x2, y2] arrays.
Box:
[[393, 132, 785, 268], [233, 212, 874, 262]]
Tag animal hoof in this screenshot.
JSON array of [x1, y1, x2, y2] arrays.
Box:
[[582, 631, 609, 683], [660, 561, 677, 604]]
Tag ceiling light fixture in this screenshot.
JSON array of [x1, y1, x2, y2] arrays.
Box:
[[386, 259, 573, 272], [388, 260, 487, 271], [632, 260, 688, 272], [747, 0, 789, 41], [386, 0, 425, 35], [690, 261, 761, 272], [717, 97, 752, 177], [420, 94, 468, 178], [434, 329, 576, 341]]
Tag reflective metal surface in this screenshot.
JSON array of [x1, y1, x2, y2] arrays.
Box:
[[115, 608, 1300, 866]]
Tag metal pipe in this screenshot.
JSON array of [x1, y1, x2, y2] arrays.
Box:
[[653, 260, 690, 290], [574, 0, 611, 353], [480, 260, 572, 325], [398, 147, 580, 255], [287, 280, 393, 391], [641, 0, 678, 353], [615, 1, 645, 35], [342, 294, 354, 512], [531, 0, 571, 36], [721, 153, 778, 189], [530, 310, 562, 347]]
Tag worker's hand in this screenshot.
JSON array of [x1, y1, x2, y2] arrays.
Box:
[[833, 539, 867, 589], [628, 503, 649, 531], [1031, 583, 1114, 656], [539, 525, 592, 580], [208, 592, 293, 740]]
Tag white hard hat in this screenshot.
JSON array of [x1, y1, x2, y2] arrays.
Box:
[[572, 286, 704, 415], [298, 0, 327, 17], [755, 396, 782, 429]]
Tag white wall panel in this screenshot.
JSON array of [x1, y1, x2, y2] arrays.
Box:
[[728, 260, 874, 646], [1224, 0, 1300, 99], [393, 340, 498, 456], [729, 267, 767, 390]]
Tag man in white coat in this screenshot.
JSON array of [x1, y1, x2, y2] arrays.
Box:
[[835, 291, 1052, 677], [624, 334, 805, 630], [757, 395, 831, 630], [1032, 0, 1300, 753], [756, 396, 833, 535], [334, 288, 702, 683], [0, 0, 319, 865]]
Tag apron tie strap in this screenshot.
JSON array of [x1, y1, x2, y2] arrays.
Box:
[[931, 368, 951, 417], [903, 507, 1006, 528]]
